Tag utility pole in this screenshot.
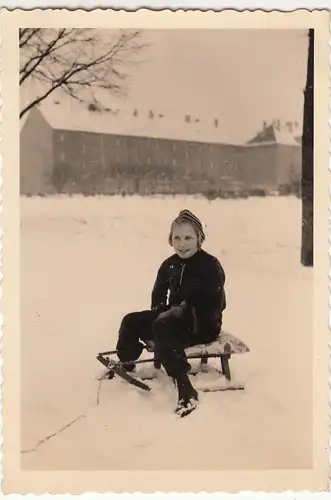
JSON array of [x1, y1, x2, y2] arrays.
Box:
[[301, 29, 314, 266]]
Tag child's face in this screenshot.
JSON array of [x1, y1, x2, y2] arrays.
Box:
[[171, 222, 199, 259]]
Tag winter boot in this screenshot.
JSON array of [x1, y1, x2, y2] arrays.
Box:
[[174, 373, 199, 418], [122, 362, 136, 373]]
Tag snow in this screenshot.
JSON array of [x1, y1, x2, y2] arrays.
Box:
[[20, 194, 313, 471]]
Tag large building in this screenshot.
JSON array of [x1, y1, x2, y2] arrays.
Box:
[[243, 120, 302, 192], [20, 98, 302, 196]]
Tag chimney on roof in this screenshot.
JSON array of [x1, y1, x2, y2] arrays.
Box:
[[185, 114, 191, 123], [149, 110, 154, 119], [88, 102, 101, 113], [286, 121, 293, 133]]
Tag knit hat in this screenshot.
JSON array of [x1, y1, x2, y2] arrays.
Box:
[[168, 209, 206, 246]]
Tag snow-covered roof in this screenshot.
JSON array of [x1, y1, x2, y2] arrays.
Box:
[[20, 112, 28, 131], [247, 122, 302, 146], [274, 127, 301, 146], [36, 96, 243, 146]]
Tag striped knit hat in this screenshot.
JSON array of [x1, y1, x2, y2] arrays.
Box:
[[168, 209, 206, 246]]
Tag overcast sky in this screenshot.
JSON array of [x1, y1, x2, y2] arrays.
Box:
[[124, 29, 308, 141], [22, 28, 309, 143]]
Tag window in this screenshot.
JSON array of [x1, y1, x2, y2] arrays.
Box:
[[147, 157, 151, 165], [60, 151, 66, 161], [172, 143, 176, 151], [172, 158, 177, 166]]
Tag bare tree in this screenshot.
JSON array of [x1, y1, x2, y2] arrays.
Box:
[[20, 28, 147, 119], [301, 29, 314, 266]]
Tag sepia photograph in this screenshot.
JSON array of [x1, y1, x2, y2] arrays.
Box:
[[1, 8, 329, 495]]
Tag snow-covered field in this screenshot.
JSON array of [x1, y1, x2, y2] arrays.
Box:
[[20, 194, 313, 471]]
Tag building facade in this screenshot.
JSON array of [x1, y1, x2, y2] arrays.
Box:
[[20, 104, 302, 196]]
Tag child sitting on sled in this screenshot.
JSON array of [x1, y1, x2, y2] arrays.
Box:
[[116, 209, 226, 417]]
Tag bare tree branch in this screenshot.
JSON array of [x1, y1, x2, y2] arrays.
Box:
[[20, 28, 148, 119], [20, 29, 68, 86], [19, 28, 42, 49]]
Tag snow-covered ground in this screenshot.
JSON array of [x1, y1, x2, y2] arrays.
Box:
[[20, 194, 313, 471]]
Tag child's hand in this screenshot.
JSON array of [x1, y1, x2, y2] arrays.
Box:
[[152, 303, 168, 314]]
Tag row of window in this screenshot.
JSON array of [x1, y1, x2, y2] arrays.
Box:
[[60, 146, 225, 166], [58, 132, 232, 154], [59, 149, 221, 169]]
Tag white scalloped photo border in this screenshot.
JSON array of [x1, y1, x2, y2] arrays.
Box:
[[328, 15, 331, 491], [0, 12, 4, 494], [0, 8, 329, 497]]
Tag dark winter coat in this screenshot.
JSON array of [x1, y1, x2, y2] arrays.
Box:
[[151, 249, 226, 341]]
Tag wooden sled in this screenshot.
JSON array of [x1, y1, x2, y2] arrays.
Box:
[[96, 331, 250, 392]]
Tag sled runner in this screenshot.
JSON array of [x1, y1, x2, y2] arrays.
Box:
[[96, 331, 250, 392], [96, 354, 152, 391]]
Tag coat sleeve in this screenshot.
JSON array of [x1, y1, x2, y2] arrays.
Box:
[[150, 261, 169, 313], [186, 257, 226, 310]]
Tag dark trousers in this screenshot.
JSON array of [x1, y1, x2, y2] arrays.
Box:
[[116, 306, 210, 379]]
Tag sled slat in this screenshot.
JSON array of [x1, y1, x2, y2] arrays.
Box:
[[97, 331, 250, 391]]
